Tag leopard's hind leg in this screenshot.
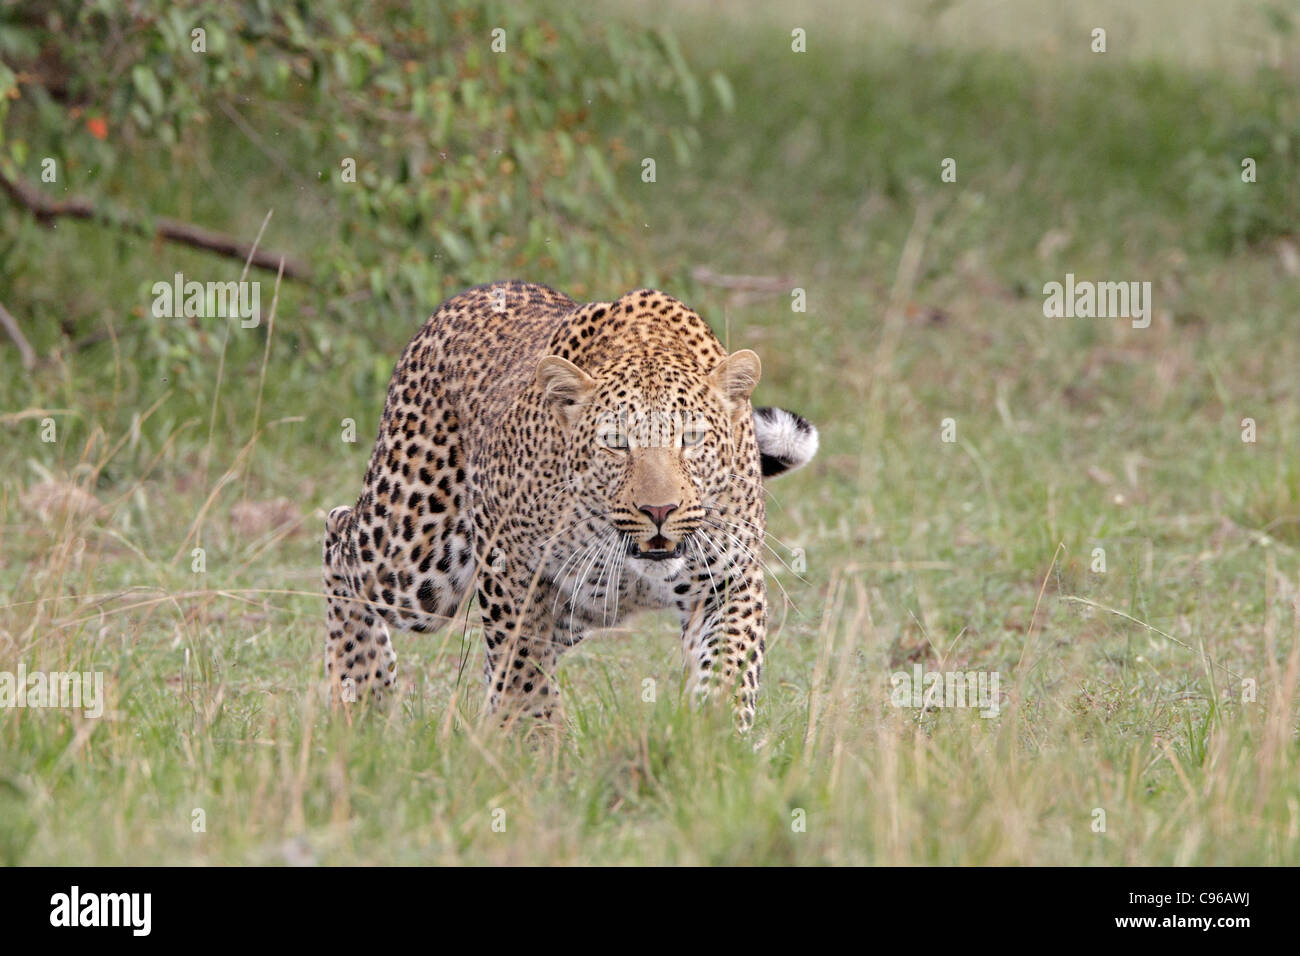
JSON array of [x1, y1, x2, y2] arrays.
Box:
[[323, 505, 398, 702], [323, 398, 475, 703]]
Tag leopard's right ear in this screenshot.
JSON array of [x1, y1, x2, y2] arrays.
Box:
[[535, 355, 596, 426]]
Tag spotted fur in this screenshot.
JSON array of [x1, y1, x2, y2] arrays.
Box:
[[323, 281, 818, 731]]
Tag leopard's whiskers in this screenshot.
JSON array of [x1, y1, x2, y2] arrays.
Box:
[[568, 528, 616, 637], [687, 533, 720, 602], [702, 518, 800, 613], [704, 507, 807, 582], [599, 529, 626, 627], [550, 535, 604, 617], [610, 531, 627, 626]]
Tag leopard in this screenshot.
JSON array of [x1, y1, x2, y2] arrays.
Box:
[[322, 281, 818, 731]]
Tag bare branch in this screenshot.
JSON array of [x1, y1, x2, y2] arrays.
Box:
[[0, 172, 310, 281]]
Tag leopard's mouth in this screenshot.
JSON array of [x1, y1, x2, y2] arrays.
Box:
[[627, 535, 685, 561]]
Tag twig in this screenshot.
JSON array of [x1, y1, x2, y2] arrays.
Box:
[[0, 300, 37, 369], [691, 267, 794, 292], [217, 100, 315, 188], [244, 255, 285, 499], [203, 208, 275, 488], [0, 171, 309, 280], [1060, 595, 1246, 681]]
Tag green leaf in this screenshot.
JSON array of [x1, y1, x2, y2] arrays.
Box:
[[710, 72, 735, 113], [654, 29, 701, 119], [438, 228, 473, 264], [584, 144, 617, 200], [670, 128, 691, 167], [131, 65, 165, 116], [129, 102, 153, 131]]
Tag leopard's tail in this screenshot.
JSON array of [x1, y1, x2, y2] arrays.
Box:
[[753, 406, 819, 478]]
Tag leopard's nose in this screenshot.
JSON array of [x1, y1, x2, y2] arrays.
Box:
[[637, 503, 679, 529]]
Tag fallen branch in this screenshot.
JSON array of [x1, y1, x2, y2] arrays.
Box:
[[0, 171, 310, 280]]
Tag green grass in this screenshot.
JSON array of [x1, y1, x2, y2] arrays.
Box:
[[2, 2, 1299, 864]]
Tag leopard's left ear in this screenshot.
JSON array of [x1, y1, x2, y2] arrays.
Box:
[[709, 349, 762, 419], [536, 355, 596, 427]]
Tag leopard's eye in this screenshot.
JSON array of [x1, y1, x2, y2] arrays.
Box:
[[599, 430, 629, 450], [682, 428, 709, 447]]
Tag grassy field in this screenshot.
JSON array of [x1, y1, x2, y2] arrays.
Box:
[[2, 2, 1299, 864]]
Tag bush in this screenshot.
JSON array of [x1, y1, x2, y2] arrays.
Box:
[[0, 0, 732, 334]]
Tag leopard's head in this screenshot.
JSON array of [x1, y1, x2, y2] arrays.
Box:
[[535, 348, 761, 574]]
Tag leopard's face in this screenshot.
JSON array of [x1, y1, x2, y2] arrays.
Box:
[[536, 349, 762, 579]]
